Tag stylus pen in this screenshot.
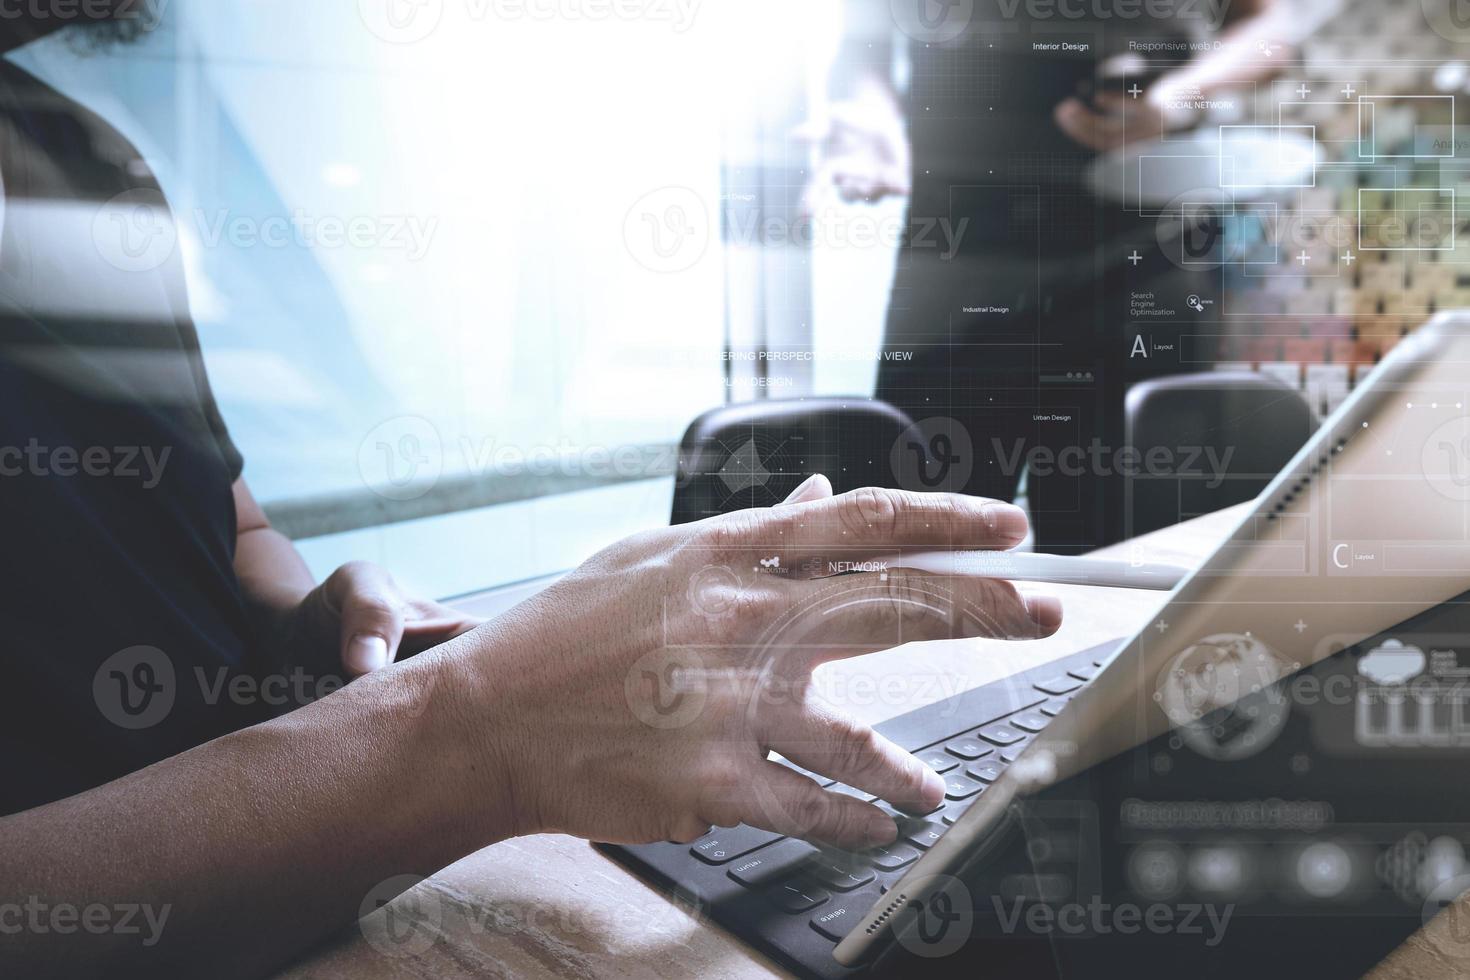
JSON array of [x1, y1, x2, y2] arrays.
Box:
[[894, 550, 1190, 591]]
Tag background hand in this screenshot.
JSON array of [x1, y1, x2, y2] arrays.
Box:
[[294, 561, 484, 676], [797, 84, 911, 213]]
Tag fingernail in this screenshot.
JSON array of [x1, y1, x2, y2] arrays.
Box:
[[778, 473, 831, 507], [1022, 593, 1063, 633], [920, 767, 946, 809], [346, 635, 389, 674], [982, 502, 1029, 543], [866, 813, 899, 845]]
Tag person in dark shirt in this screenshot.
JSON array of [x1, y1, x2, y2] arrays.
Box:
[[807, 0, 1287, 552], [0, 54, 485, 816], [0, 6, 1063, 978]]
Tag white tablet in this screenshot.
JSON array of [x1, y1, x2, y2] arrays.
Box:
[[836, 310, 1470, 966]]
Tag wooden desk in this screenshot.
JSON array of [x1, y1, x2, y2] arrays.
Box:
[[273, 505, 1465, 980]]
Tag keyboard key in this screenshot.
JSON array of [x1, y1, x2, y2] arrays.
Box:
[[767, 876, 830, 913], [876, 799, 943, 822], [1034, 676, 1083, 696], [1000, 746, 1026, 763], [941, 797, 976, 825], [1068, 664, 1100, 682], [903, 820, 946, 850], [727, 839, 819, 888], [977, 724, 1025, 746], [966, 761, 1006, 783], [916, 751, 958, 774], [690, 825, 782, 865], [864, 842, 921, 871], [811, 891, 880, 942], [944, 774, 986, 800], [827, 783, 876, 802], [1039, 700, 1069, 717], [1010, 711, 1051, 733], [944, 738, 993, 761], [809, 853, 876, 892]]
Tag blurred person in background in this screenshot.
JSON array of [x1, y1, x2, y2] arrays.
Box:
[[804, 0, 1291, 552]]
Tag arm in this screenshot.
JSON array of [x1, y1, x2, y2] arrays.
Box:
[[231, 478, 480, 677], [798, 5, 909, 209], [0, 643, 501, 978], [0, 483, 1061, 977], [232, 478, 316, 641]]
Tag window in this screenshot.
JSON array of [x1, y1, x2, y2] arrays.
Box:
[[9, 1, 854, 597]]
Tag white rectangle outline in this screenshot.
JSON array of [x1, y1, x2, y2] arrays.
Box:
[[1217, 124, 1317, 189], [1358, 188, 1457, 252], [1358, 94, 1456, 160]]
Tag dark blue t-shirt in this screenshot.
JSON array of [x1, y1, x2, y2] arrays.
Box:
[[0, 60, 266, 814]]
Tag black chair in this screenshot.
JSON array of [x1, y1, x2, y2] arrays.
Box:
[[1123, 371, 1315, 537], [670, 397, 921, 524]]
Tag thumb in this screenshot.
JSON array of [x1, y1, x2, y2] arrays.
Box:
[[777, 473, 833, 507], [325, 562, 407, 676]]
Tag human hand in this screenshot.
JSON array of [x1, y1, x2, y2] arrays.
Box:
[[1053, 75, 1199, 152], [291, 561, 484, 677], [463, 479, 1062, 852], [797, 86, 912, 213]]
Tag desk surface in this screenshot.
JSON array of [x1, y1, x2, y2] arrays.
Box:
[[275, 505, 1468, 980]]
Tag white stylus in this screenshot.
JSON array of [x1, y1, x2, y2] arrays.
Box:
[[893, 550, 1190, 591]]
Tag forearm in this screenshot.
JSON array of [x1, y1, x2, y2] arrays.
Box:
[[234, 525, 315, 641], [0, 643, 507, 978]]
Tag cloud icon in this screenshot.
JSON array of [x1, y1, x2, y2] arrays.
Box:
[[1358, 639, 1427, 685]]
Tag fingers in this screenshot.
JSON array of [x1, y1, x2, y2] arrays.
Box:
[[737, 487, 1030, 565], [1054, 97, 1114, 151], [742, 761, 900, 851], [324, 562, 407, 676], [773, 572, 1061, 667], [777, 473, 834, 507], [764, 699, 945, 816], [399, 602, 486, 657]]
